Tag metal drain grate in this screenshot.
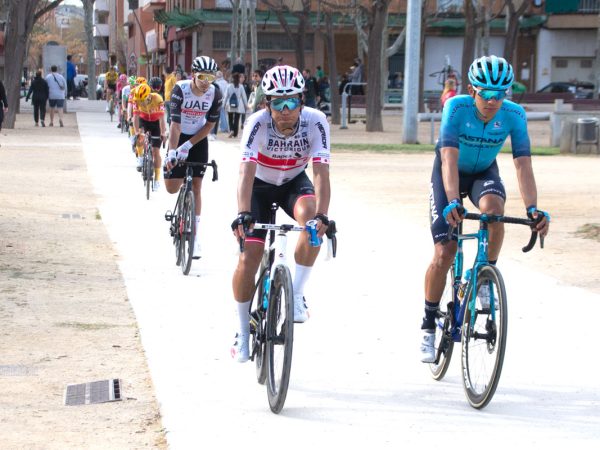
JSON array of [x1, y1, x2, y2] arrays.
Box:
[[65, 379, 122, 406]]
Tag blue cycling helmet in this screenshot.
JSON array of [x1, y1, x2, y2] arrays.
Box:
[[468, 55, 514, 90]]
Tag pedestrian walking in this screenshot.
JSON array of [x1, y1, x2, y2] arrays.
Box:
[[45, 65, 66, 127], [26, 70, 50, 127], [0, 79, 7, 131], [224, 72, 248, 138]]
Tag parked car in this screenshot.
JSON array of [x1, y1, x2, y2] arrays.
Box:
[[96, 73, 106, 100], [537, 82, 594, 99]]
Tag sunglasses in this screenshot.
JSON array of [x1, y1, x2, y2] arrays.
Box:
[[474, 87, 507, 101], [194, 73, 216, 82], [269, 97, 302, 111]]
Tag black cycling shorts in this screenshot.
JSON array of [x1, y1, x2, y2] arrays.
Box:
[[107, 83, 117, 91], [139, 118, 162, 148], [245, 171, 316, 243], [163, 133, 209, 179], [429, 153, 506, 243]]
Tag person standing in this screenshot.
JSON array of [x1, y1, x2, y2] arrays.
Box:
[[0, 79, 7, 131], [45, 65, 66, 127], [350, 58, 364, 94], [440, 78, 457, 108], [248, 69, 265, 113], [66, 55, 77, 100], [210, 70, 230, 140], [224, 72, 248, 138], [26, 70, 49, 127], [302, 68, 319, 108], [163, 66, 176, 124]]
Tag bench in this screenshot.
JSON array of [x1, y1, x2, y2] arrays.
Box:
[[571, 99, 600, 111], [513, 92, 574, 104], [347, 94, 366, 108]]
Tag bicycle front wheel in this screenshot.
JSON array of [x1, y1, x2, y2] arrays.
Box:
[[461, 264, 507, 409], [251, 263, 269, 385], [430, 269, 455, 380], [144, 152, 153, 200], [172, 190, 185, 267], [266, 264, 294, 414], [179, 190, 196, 275]]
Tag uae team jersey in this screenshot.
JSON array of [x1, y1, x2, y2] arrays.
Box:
[[438, 95, 531, 175], [169, 81, 222, 135], [240, 107, 331, 186]]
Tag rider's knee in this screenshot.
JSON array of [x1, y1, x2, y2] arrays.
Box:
[[433, 242, 457, 267]]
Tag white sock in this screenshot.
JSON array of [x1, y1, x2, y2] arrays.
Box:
[[236, 300, 251, 336], [293, 264, 312, 298]]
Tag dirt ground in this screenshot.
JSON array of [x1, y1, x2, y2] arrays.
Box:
[[0, 109, 598, 448]]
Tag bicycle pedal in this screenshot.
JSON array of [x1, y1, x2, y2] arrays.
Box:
[[164, 211, 173, 221]]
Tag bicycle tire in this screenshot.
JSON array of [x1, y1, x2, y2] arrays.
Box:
[[179, 190, 196, 275], [430, 269, 455, 380], [173, 189, 185, 266], [266, 264, 294, 413], [109, 98, 114, 121], [251, 263, 269, 385], [461, 264, 507, 409]]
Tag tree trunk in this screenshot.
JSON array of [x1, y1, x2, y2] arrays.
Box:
[[82, 0, 97, 100], [231, 0, 240, 63], [365, 1, 389, 132], [249, 0, 258, 73], [461, 0, 476, 94], [240, 0, 248, 61], [3, 0, 40, 128], [324, 11, 340, 125], [503, 0, 528, 63], [595, 11, 600, 99]]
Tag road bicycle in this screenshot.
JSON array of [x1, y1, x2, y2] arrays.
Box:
[[119, 104, 127, 133], [140, 132, 154, 200], [429, 208, 544, 409], [241, 204, 337, 413], [164, 160, 218, 275]]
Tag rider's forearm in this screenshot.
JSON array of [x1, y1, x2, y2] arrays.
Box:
[[441, 147, 460, 201], [313, 164, 331, 214], [133, 115, 140, 134], [160, 116, 167, 135], [237, 163, 256, 213], [514, 156, 538, 208], [169, 122, 181, 149]]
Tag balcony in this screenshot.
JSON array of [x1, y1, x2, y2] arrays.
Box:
[[94, 0, 108, 12]]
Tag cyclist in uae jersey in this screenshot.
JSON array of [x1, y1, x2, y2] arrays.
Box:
[[164, 56, 222, 259], [131, 83, 167, 190], [420, 56, 550, 363], [230, 65, 331, 363]]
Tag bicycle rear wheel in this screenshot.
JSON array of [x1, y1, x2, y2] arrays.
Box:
[[461, 264, 507, 409], [430, 268, 455, 380], [251, 262, 269, 385], [266, 264, 294, 413], [144, 150, 153, 200], [179, 190, 195, 275]]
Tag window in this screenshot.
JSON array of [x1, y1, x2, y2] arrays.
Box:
[[581, 59, 593, 69], [554, 59, 568, 68], [437, 0, 462, 13]]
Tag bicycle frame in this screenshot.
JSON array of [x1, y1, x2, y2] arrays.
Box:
[[447, 212, 541, 341]]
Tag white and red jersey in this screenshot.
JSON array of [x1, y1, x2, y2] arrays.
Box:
[[240, 107, 331, 186]]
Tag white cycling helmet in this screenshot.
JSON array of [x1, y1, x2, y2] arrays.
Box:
[[468, 55, 514, 90], [262, 65, 305, 96], [191, 55, 218, 73]]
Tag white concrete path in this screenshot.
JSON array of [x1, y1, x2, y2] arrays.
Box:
[[77, 110, 599, 449]]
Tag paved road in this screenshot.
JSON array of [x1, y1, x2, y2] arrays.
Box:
[[77, 108, 599, 449]]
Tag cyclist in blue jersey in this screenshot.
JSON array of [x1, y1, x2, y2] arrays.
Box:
[[420, 55, 551, 363]]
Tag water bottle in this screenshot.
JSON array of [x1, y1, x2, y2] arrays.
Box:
[[306, 220, 321, 247]]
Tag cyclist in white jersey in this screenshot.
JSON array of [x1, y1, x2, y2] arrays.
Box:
[[230, 65, 331, 363], [165, 56, 222, 258]]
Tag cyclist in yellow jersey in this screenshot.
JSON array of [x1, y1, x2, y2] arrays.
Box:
[[104, 66, 119, 112], [131, 83, 167, 190]]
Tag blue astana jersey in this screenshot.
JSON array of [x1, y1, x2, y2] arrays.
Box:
[[438, 95, 531, 174]]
